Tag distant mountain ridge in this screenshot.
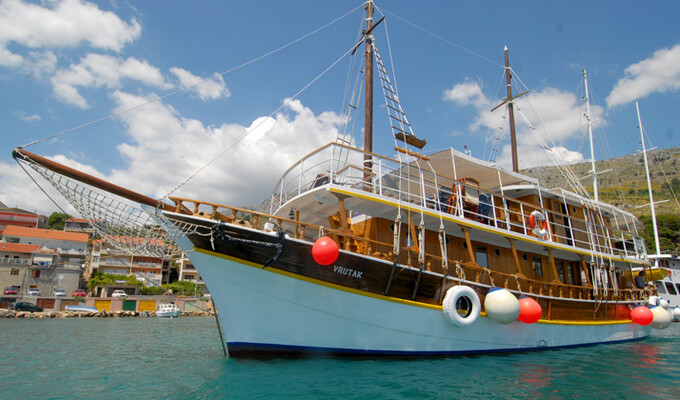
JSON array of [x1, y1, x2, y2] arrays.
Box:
[[521, 146, 680, 218]]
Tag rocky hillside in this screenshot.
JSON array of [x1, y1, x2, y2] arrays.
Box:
[[521, 147, 680, 219]]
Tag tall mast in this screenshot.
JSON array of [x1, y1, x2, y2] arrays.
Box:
[[583, 70, 598, 202], [504, 46, 519, 172], [636, 102, 661, 264], [363, 1, 374, 183]]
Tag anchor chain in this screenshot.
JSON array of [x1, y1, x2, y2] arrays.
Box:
[[210, 223, 285, 268]]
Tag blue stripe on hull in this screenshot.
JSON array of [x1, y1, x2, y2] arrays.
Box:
[[227, 335, 648, 358]]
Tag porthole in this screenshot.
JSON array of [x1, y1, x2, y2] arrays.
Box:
[[463, 242, 468, 249], [522, 254, 528, 261], [494, 248, 501, 256]]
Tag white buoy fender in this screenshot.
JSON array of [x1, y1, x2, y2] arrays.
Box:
[[672, 307, 680, 321], [658, 298, 669, 309], [442, 285, 481, 327], [650, 305, 672, 330], [484, 288, 520, 324]]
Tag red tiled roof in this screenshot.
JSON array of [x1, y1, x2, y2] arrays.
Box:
[[66, 217, 88, 223], [0, 242, 41, 253], [2, 225, 89, 242]]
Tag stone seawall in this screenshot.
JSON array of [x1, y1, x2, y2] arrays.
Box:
[[0, 310, 212, 318]]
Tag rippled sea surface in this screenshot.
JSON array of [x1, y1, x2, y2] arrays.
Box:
[[1, 317, 679, 399]]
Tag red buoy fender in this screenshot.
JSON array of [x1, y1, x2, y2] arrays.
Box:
[[517, 296, 542, 324], [631, 305, 653, 326], [312, 236, 339, 265]]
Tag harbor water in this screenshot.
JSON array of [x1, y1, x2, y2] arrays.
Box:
[[2, 317, 679, 399]]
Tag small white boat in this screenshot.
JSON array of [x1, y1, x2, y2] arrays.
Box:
[[64, 305, 99, 313], [156, 303, 181, 318]]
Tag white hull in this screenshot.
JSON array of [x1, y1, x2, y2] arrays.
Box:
[[156, 304, 181, 318], [191, 250, 651, 356], [156, 310, 181, 318]]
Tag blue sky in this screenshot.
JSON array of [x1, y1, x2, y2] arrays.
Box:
[[1, 0, 679, 215]]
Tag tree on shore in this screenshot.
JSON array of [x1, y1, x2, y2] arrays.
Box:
[[639, 214, 680, 255], [47, 212, 71, 230]]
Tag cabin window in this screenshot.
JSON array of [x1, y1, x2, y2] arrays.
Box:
[[32, 270, 41, 278], [10, 268, 19, 275], [565, 264, 574, 285], [556, 261, 565, 282], [664, 282, 678, 295], [676, 284, 680, 294], [655, 281, 666, 294], [533, 257, 543, 277], [475, 247, 488, 269]]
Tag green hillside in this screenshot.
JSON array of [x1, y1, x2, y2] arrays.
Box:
[[521, 147, 680, 254]]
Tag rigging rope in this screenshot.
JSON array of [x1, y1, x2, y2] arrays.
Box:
[[162, 41, 363, 199], [379, 7, 504, 69], [20, 3, 364, 149]]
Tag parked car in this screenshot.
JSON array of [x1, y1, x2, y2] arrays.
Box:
[[53, 289, 66, 297], [3, 287, 18, 295], [111, 290, 128, 298], [72, 289, 87, 297], [8, 302, 43, 312], [27, 288, 41, 296]]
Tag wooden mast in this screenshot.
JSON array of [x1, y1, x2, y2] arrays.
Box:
[[504, 46, 519, 173], [491, 46, 528, 173], [363, 1, 374, 187]]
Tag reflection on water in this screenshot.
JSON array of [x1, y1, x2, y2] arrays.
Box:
[[1, 318, 680, 399]]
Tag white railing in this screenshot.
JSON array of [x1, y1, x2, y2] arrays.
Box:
[[271, 143, 645, 259], [0, 258, 30, 266]]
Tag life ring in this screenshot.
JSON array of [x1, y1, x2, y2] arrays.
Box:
[[529, 210, 548, 239], [442, 285, 481, 327]]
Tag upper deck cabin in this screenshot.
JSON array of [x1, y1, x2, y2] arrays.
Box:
[[271, 143, 647, 263]]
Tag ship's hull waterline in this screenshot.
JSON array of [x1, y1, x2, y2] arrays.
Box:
[[188, 247, 650, 357]]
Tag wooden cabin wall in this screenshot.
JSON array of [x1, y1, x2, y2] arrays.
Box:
[[565, 204, 588, 247], [548, 199, 568, 245]]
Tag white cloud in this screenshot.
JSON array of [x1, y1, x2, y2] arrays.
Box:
[[1, 94, 347, 215], [0, 0, 141, 68], [607, 43, 680, 108], [103, 92, 345, 207], [0, 158, 78, 216], [170, 68, 231, 101], [443, 79, 490, 109], [14, 111, 41, 122], [443, 80, 598, 169], [21, 51, 58, 79], [51, 54, 172, 108]]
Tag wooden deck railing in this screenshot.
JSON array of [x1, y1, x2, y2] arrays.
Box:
[[168, 196, 645, 304]]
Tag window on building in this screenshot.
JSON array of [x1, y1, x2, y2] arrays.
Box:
[[533, 257, 543, 277], [32, 270, 41, 278], [664, 282, 678, 295], [10, 268, 19, 275], [475, 247, 488, 268]]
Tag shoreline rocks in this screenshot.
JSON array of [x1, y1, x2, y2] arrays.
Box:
[[0, 309, 213, 318]]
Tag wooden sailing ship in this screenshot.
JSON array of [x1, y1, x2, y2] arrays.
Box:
[[12, 1, 672, 357]]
